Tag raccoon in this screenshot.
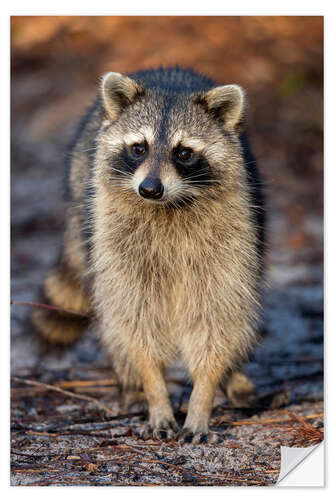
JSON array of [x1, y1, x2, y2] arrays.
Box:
[[33, 67, 265, 443]]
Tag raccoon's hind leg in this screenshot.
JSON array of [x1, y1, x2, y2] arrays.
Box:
[[111, 354, 146, 412], [221, 369, 257, 407], [32, 262, 91, 345]]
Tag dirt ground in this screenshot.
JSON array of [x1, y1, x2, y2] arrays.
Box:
[[10, 16, 323, 486]]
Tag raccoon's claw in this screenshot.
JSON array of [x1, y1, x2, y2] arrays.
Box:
[[177, 428, 206, 444], [140, 424, 153, 440], [177, 428, 221, 445], [141, 420, 179, 441]]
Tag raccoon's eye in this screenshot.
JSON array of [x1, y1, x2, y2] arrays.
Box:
[[132, 143, 147, 157], [177, 147, 193, 162]]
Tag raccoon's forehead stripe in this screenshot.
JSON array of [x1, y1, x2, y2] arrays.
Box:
[[170, 131, 206, 152], [180, 137, 207, 152], [103, 127, 155, 154], [123, 127, 155, 146]]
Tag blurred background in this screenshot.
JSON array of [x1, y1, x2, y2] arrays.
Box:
[[11, 16, 323, 287], [10, 17, 324, 485]]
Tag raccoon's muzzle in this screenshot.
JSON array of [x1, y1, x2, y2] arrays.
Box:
[[138, 177, 164, 200]]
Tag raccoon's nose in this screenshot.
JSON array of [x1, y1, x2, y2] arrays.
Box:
[[138, 177, 164, 200]]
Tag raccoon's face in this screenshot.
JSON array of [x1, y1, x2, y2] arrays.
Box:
[[97, 72, 246, 208]]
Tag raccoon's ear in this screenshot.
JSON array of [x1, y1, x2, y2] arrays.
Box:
[[101, 72, 145, 121], [196, 85, 245, 133]]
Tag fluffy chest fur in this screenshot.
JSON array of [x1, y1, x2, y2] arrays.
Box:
[[91, 175, 260, 362]]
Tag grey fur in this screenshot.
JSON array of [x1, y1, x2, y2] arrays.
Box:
[[33, 67, 265, 442]]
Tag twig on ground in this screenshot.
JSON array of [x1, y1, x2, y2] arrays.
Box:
[[221, 413, 323, 427], [57, 379, 118, 388], [11, 376, 113, 415], [11, 300, 91, 319]]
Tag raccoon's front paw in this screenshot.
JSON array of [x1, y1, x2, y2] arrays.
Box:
[[177, 427, 220, 445], [141, 419, 179, 440]]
